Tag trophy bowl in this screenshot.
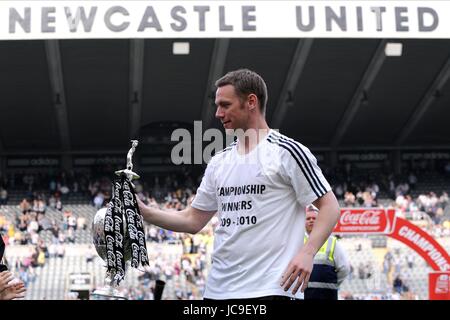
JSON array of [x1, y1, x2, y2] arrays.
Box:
[[92, 206, 133, 262]]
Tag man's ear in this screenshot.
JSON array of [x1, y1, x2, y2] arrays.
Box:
[[247, 94, 258, 111]]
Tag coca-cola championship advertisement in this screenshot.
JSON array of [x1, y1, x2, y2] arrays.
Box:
[[333, 208, 396, 234], [429, 272, 450, 300]]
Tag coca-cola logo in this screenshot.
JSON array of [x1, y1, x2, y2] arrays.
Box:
[[340, 210, 382, 226]]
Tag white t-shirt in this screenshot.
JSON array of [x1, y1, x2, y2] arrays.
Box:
[[192, 130, 331, 299]]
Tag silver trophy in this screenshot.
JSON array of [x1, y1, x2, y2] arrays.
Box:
[[91, 140, 141, 300]]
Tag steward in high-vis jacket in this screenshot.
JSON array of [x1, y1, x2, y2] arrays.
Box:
[[304, 205, 350, 300]]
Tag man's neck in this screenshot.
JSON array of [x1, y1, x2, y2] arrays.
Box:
[[235, 117, 270, 154], [236, 127, 270, 154]]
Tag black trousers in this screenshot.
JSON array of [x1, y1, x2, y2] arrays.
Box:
[[304, 288, 338, 300]]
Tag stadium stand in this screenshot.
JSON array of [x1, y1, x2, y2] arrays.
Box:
[[0, 160, 448, 300]]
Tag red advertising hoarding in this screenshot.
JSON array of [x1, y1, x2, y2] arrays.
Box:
[[333, 207, 450, 300], [389, 217, 450, 272], [333, 208, 396, 234], [429, 272, 450, 300]]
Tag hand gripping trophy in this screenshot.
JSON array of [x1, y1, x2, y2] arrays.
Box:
[[91, 140, 149, 299]]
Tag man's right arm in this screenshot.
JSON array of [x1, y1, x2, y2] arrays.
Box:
[[137, 198, 215, 234]]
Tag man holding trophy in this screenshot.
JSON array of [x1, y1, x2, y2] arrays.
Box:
[[137, 69, 340, 300]]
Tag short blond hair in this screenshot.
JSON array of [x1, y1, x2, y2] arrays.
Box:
[[306, 204, 319, 213]]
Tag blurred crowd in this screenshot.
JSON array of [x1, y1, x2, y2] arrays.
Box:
[[0, 168, 200, 206], [0, 160, 449, 300], [340, 291, 419, 300]]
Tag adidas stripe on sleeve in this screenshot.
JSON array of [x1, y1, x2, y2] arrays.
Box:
[[267, 132, 331, 207]]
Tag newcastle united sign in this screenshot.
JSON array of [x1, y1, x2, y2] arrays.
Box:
[[2, 1, 450, 40]]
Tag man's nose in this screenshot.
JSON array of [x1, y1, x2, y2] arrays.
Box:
[[215, 107, 223, 119]]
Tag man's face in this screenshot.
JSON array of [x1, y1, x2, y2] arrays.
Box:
[[305, 210, 317, 234], [215, 85, 249, 131]]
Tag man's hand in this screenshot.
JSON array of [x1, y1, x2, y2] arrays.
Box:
[[0, 271, 14, 292], [280, 247, 315, 295], [137, 197, 157, 222], [0, 281, 26, 300], [281, 191, 339, 295]]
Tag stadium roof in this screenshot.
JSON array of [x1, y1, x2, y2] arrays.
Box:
[[1, 38, 450, 155]]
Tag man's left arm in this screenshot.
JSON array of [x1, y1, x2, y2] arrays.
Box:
[[281, 191, 340, 294]]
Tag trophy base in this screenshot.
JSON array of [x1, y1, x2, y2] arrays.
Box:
[[91, 287, 128, 300]]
